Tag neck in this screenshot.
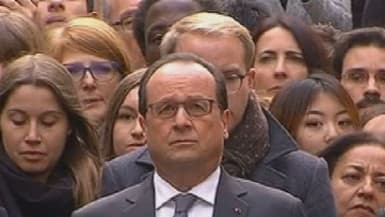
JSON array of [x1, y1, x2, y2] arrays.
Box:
[[156, 164, 218, 192]]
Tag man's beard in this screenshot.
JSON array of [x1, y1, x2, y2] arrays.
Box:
[[357, 96, 385, 108]]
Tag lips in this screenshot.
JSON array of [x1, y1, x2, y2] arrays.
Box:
[[82, 97, 103, 108], [19, 151, 46, 161], [46, 15, 66, 25], [350, 204, 375, 216], [169, 139, 198, 146], [267, 86, 282, 94]]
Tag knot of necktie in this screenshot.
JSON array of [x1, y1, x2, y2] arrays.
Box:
[[173, 193, 197, 217]]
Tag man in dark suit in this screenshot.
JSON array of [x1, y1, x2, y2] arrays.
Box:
[[73, 53, 305, 217], [102, 12, 336, 217]]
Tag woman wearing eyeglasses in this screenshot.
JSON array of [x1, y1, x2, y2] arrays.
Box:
[[46, 16, 132, 127]]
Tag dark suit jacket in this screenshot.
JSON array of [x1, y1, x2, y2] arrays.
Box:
[[75, 171, 305, 217], [361, 0, 385, 27], [102, 110, 336, 217]]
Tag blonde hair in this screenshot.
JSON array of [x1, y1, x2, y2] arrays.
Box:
[[46, 16, 131, 76], [161, 12, 255, 69], [0, 54, 102, 207]]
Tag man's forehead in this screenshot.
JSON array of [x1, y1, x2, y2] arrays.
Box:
[[151, 61, 212, 79]]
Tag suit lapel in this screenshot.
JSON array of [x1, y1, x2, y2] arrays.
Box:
[[122, 174, 156, 217], [213, 171, 249, 217]]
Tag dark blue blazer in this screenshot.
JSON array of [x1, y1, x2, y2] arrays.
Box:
[[75, 171, 305, 217], [102, 110, 336, 217]]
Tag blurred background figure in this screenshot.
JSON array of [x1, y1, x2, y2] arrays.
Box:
[[321, 132, 385, 217], [360, 103, 385, 135], [46, 16, 131, 128], [361, 0, 385, 28], [0, 0, 94, 29], [251, 16, 328, 105], [334, 27, 385, 109], [0, 10, 45, 77], [0, 54, 101, 217], [100, 68, 146, 161], [270, 72, 360, 156], [132, 0, 221, 65], [254, 0, 352, 31], [105, 0, 145, 71]]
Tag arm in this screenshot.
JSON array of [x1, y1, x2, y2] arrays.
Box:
[[301, 0, 352, 31], [290, 199, 306, 217], [304, 158, 337, 217]]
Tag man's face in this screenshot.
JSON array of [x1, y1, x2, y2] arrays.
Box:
[[140, 61, 229, 173], [35, 0, 88, 28], [341, 45, 385, 108], [144, 0, 201, 64], [108, 0, 141, 24], [175, 33, 252, 131]]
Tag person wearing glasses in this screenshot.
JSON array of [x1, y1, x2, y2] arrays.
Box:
[[100, 68, 146, 160], [333, 27, 385, 109], [102, 12, 336, 217], [72, 52, 306, 217], [46, 16, 131, 127]]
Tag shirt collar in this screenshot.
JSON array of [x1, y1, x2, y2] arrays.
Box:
[[154, 167, 221, 209]]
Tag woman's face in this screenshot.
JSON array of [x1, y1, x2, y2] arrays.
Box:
[[331, 145, 385, 217], [295, 92, 356, 155], [112, 87, 145, 156], [253, 27, 308, 98], [0, 85, 69, 183], [61, 50, 121, 126]]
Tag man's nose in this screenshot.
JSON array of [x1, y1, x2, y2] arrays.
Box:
[[48, 0, 65, 12]]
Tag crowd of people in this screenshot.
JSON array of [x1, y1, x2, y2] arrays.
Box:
[[0, 0, 385, 217]]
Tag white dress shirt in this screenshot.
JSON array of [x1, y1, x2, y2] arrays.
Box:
[[154, 167, 221, 217]]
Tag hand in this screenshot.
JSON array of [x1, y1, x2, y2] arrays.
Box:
[[0, 0, 37, 20]]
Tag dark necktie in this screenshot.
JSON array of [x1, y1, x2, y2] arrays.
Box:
[[172, 194, 197, 217]]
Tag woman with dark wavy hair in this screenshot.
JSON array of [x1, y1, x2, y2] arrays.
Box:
[[251, 16, 328, 104]]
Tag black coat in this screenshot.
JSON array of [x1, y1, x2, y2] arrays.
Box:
[[361, 0, 385, 27]]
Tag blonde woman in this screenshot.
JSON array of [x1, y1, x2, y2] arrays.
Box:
[[46, 16, 132, 127]]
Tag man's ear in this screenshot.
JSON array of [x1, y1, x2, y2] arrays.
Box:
[[247, 68, 256, 89], [222, 109, 231, 139], [138, 115, 147, 134]]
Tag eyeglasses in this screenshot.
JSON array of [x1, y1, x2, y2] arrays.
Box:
[[342, 70, 385, 88], [63, 61, 121, 82], [111, 13, 134, 33], [224, 73, 246, 94], [147, 98, 217, 119]]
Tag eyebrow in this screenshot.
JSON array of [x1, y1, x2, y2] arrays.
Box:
[[118, 105, 137, 112], [7, 109, 64, 116], [306, 109, 348, 116]]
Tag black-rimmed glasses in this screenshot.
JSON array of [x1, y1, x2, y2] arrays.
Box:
[[224, 73, 246, 94], [147, 98, 217, 119], [63, 61, 120, 82]]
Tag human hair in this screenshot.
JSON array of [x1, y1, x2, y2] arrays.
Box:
[[359, 103, 385, 127], [311, 24, 342, 65], [252, 16, 329, 72], [138, 52, 228, 116], [0, 10, 45, 65], [333, 27, 385, 79], [132, 0, 222, 57], [269, 72, 360, 137], [161, 12, 255, 69], [219, 0, 270, 33], [320, 132, 385, 175], [0, 54, 102, 207], [46, 16, 131, 76], [100, 68, 145, 160]]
